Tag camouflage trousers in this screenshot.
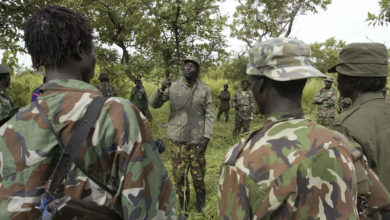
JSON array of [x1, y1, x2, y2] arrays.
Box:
[[169, 141, 206, 199], [233, 115, 250, 136], [317, 116, 335, 127], [217, 108, 229, 121]]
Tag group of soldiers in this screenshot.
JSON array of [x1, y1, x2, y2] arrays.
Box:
[[0, 5, 390, 220]]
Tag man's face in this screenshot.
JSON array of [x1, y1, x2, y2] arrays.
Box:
[[251, 76, 265, 114], [325, 81, 332, 89], [242, 82, 248, 90], [337, 74, 352, 97], [224, 85, 228, 90], [183, 61, 199, 79], [4, 74, 10, 88]]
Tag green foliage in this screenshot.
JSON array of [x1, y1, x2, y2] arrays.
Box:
[[367, 0, 390, 26], [310, 37, 346, 73], [8, 69, 44, 107], [231, 0, 331, 47]]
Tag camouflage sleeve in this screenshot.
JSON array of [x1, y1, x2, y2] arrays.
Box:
[[360, 154, 390, 214], [313, 89, 323, 104], [115, 103, 176, 219], [203, 87, 214, 139], [219, 147, 358, 219], [149, 88, 169, 108], [0, 98, 12, 120], [231, 91, 238, 108], [323, 89, 337, 107]]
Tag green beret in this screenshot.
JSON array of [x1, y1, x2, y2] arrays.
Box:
[[0, 64, 10, 75], [328, 43, 388, 77]]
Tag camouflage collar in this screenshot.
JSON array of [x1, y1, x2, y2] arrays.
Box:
[[40, 79, 100, 94], [353, 92, 385, 106], [263, 111, 305, 127]]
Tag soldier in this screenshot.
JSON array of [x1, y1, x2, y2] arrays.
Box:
[[0, 6, 176, 219], [231, 80, 255, 136], [217, 84, 230, 122], [96, 72, 117, 97], [218, 37, 390, 219], [330, 43, 390, 192], [313, 77, 337, 127], [0, 64, 14, 120], [337, 96, 352, 113], [149, 56, 214, 217], [130, 79, 152, 121]]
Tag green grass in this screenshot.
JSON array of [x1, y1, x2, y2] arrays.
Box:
[[143, 78, 324, 219]]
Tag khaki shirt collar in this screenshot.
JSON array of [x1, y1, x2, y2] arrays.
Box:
[[353, 92, 384, 106]]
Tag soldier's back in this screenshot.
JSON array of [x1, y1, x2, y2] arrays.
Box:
[[219, 113, 358, 219], [0, 79, 175, 219], [333, 92, 390, 190]]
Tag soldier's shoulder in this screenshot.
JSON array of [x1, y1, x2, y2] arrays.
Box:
[[333, 105, 360, 126], [198, 81, 211, 89]]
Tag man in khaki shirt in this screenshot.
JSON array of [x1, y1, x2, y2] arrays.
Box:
[[149, 56, 214, 218]]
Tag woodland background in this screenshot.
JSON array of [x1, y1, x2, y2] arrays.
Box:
[[1, 0, 390, 219]]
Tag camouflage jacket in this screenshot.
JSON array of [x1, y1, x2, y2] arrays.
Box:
[[0, 79, 176, 220], [149, 78, 214, 144], [0, 90, 14, 120], [313, 87, 337, 117], [218, 90, 230, 110], [130, 86, 148, 112], [218, 112, 390, 219], [337, 96, 352, 113], [96, 82, 117, 97], [231, 89, 254, 120]]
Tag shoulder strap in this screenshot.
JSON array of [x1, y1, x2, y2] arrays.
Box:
[[34, 97, 115, 196]]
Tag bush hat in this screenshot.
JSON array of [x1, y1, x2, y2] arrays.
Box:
[[328, 43, 388, 77]]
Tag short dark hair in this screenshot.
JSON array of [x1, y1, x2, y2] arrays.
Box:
[[337, 74, 386, 93], [241, 80, 251, 86], [24, 6, 93, 68]]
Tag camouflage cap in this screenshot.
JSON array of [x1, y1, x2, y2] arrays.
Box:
[[328, 43, 388, 77], [99, 72, 109, 80], [184, 56, 201, 67], [325, 77, 333, 82], [0, 64, 10, 75], [247, 37, 325, 81]]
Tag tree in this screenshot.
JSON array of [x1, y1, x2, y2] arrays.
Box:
[[230, 0, 331, 47], [141, 0, 228, 78], [367, 0, 390, 26], [310, 37, 346, 73]]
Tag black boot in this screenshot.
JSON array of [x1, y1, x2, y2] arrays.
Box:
[[225, 116, 229, 122], [196, 191, 206, 214]]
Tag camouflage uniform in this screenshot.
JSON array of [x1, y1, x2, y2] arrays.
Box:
[[0, 79, 176, 219], [337, 96, 352, 113], [0, 90, 14, 120], [313, 86, 338, 126], [130, 86, 152, 120], [219, 38, 390, 219], [96, 82, 117, 97], [231, 89, 254, 136], [149, 77, 214, 200], [217, 90, 230, 122]]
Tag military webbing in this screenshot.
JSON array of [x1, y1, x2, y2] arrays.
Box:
[[33, 96, 115, 196]]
